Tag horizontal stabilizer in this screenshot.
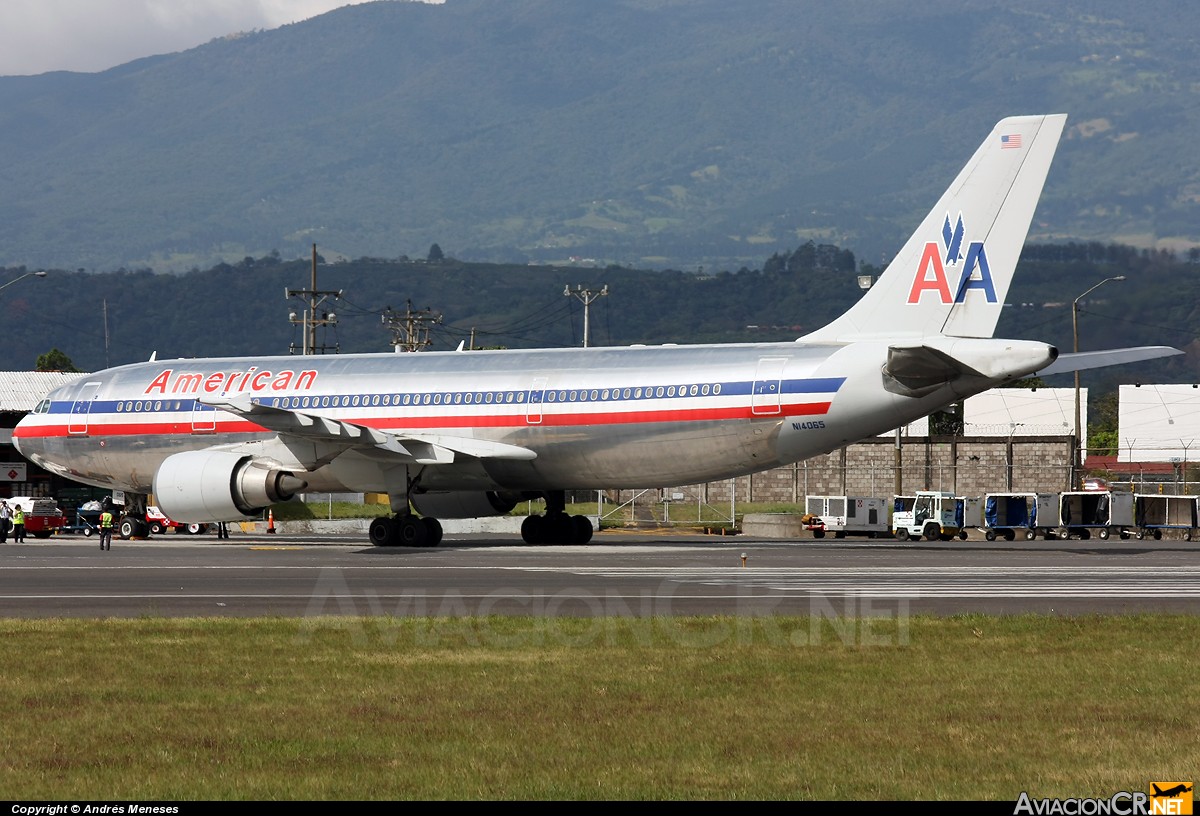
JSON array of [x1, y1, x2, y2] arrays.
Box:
[[1036, 346, 1183, 376]]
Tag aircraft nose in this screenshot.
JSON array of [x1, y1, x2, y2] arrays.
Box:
[[12, 418, 29, 456]]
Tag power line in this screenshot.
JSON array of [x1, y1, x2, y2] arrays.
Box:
[[285, 244, 341, 355], [563, 284, 608, 347], [382, 300, 442, 352]]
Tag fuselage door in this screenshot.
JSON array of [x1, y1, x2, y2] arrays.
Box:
[[67, 381, 102, 435], [526, 376, 547, 425], [751, 357, 787, 416], [191, 399, 216, 433]]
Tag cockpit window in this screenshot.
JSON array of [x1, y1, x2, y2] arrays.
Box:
[[34, 398, 51, 414]]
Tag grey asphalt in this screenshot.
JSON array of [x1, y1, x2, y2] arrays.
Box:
[[1, 527, 1198, 618]]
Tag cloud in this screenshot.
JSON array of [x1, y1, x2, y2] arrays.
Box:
[[0, 0, 387, 76]]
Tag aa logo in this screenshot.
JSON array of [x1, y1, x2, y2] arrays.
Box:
[[1150, 782, 1193, 815], [907, 212, 998, 305]]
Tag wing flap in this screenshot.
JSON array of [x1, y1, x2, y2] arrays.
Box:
[[198, 394, 536, 464]]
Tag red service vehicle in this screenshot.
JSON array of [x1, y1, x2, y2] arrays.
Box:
[[146, 506, 211, 535], [7, 496, 68, 538]]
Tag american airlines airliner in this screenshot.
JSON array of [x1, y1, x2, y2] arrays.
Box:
[[13, 114, 1180, 546]]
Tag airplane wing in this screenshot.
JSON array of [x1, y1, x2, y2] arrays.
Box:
[[199, 394, 537, 466], [1035, 346, 1183, 376]]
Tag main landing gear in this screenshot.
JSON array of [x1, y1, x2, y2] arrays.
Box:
[[368, 514, 443, 548], [367, 490, 595, 547], [519, 490, 594, 545]]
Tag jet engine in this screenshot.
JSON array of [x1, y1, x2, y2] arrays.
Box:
[[409, 491, 520, 519], [153, 450, 308, 522]]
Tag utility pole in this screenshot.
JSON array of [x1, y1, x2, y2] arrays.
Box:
[[286, 244, 342, 355], [563, 284, 608, 348], [382, 299, 442, 352]]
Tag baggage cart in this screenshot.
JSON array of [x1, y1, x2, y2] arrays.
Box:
[[980, 492, 1040, 541], [1036, 490, 1134, 540], [1131, 493, 1198, 540]]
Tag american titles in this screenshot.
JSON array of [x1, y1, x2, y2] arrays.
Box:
[[144, 367, 318, 396]]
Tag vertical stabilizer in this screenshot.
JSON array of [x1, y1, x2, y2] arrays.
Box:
[[802, 114, 1067, 343]]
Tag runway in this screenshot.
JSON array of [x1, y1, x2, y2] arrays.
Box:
[[1, 529, 1198, 618]]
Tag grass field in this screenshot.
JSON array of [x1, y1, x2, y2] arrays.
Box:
[[0, 614, 1196, 800]]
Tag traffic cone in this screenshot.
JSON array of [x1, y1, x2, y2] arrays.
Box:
[[267, 509, 276, 533]]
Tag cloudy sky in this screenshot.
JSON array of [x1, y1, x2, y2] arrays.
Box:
[[0, 1, 439, 76]]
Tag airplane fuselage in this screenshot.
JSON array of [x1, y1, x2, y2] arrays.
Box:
[[14, 339, 1032, 497]]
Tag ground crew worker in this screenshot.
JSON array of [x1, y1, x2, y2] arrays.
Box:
[[12, 504, 25, 543], [99, 507, 114, 550]]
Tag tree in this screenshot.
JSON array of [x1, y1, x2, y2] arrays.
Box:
[[36, 348, 80, 372], [928, 404, 964, 436], [427, 243, 444, 262], [1088, 391, 1120, 456]]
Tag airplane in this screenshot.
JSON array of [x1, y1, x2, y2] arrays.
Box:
[[13, 113, 1182, 547], [1152, 784, 1193, 798]]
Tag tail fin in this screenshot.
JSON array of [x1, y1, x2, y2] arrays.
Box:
[[803, 114, 1067, 343]]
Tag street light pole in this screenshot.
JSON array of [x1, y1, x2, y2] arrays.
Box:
[[0, 270, 47, 294], [1072, 275, 1125, 488]]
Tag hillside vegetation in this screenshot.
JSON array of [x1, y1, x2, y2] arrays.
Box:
[[6, 240, 1197, 404]]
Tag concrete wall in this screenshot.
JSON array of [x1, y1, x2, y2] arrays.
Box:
[[633, 436, 1073, 505]]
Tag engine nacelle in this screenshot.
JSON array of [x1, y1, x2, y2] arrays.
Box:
[[409, 491, 519, 519], [153, 450, 308, 522]]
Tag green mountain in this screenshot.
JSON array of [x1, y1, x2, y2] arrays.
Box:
[[1, 0, 1199, 273], [5, 242, 1198, 405]]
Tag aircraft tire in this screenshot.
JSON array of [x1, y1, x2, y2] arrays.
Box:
[[521, 514, 544, 545], [368, 516, 395, 547], [397, 515, 428, 547], [571, 515, 594, 544], [422, 517, 443, 547], [546, 513, 574, 544]]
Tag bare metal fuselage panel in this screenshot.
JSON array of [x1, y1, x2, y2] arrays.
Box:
[[16, 341, 935, 495]]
